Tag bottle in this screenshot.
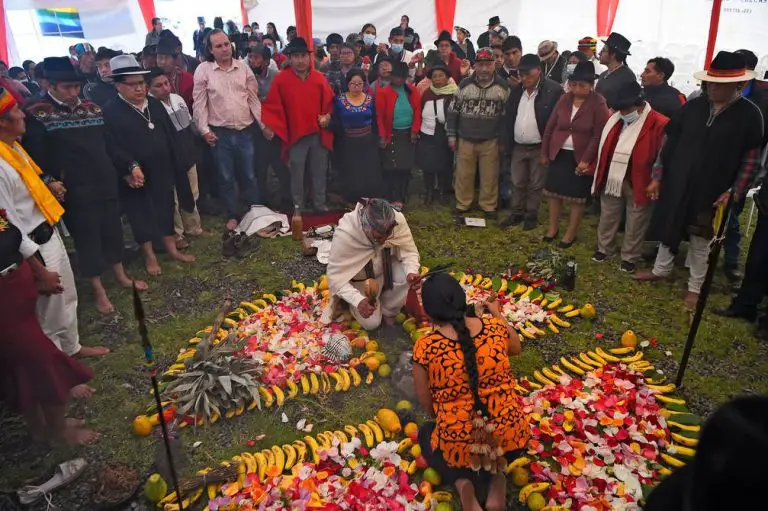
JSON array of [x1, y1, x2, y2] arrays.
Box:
[[291, 207, 303, 241], [562, 259, 577, 291]]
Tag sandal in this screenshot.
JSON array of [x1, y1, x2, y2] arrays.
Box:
[[18, 458, 88, 505]]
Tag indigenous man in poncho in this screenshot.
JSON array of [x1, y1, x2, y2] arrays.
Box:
[[322, 199, 421, 331]]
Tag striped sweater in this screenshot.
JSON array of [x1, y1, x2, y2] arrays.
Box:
[[446, 74, 509, 141]]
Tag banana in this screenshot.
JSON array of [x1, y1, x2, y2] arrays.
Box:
[[309, 373, 320, 394], [557, 304, 574, 313], [365, 372, 374, 384], [648, 383, 676, 394], [232, 455, 246, 488], [235, 402, 245, 416], [481, 277, 493, 289], [292, 440, 307, 464], [621, 352, 644, 363], [549, 315, 571, 328], [320, 372, 332, 394], [253, 451, 268, 481], [595, 347, 621, 363], [349, 367, 362, 386], [158, 491, 177, 506], [366, 420, 385, 443], [286, 379, 299, 399], [272, 385, 285, 406], [542, 367, 561, 382], [514, 384, 530, 394], [609, 346, 635, 355], [520, 286, 534, 299], [670, 432, 698, 447], [333, 430, 349, 444], [658, 467, 672, 477], [473, 273, 483, 286], [579, 352, 603, 368], [540, 298, 549, 308], [520, 376, 542, 389], [547, 321, 560, 334], [300, 374, 311, 394], [519, 482, 551, 503], [560, 357, 586, 375], [551, 365, 566, 376], [315, 432, 331, 449], [565, 309, 581, 318], [262, 448, 276, 467], [329, 372, 343, 392], [646, 377, 667, 385], [344, 425, 359, 438], [271, 445, 286, 473], [398, 437, 414, 453], [282, 444, 297, 470], [499, 279, 508, 293], [656, 395, 686, 405], [526, 321, 546, 337], [517, 326, 536, 340], [588, 351, 608, 365], [240, 452, 257, 474], [358, 423, 375, 447], [258, 386, 274, 407], [304, 435, 322, 464], [505, 456, 531, 472], [207, 483, 217, 500], [164, 489, 203, 511], [407, 460, 417, 475], [533, 370, 556, 386], [666, 444, 696, 458], [338, 368, 352, 391], [547, 298, 563, 310], [571, 356, 594, 372], [660, 453, 685, 468], [668, 421, 700, 433]]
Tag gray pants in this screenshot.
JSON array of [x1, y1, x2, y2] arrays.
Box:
[[511, 143, 546, 219], [597, 181, 654, 263], [289, 134, 328, 210]]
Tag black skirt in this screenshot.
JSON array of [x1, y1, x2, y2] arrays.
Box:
[[416, 124, 453, 174], [543, 149, 592, 203], [339, 128, 382, 201], [381, 128, 415, 171]]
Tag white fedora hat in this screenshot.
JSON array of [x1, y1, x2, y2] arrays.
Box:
[[110, 54, 150, 77]]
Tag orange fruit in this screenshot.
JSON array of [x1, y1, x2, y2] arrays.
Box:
[[621, 330, 638, 348], [365, 340, 379, 352], [133, 415, 153, 436], [510, 467, 529, 486], [365, 357, 381, 371], [404, 422, 419, 440]]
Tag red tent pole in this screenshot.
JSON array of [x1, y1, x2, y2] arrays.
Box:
[[0, 0, 8, 64], [241, 0, 249, 27], [434, 0, 458, 34], [137, 0, 157, 32], [293, 0, 314, 52], [704, 0, 723, 69]]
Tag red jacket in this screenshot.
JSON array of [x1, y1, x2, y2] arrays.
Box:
[[593, 108, 669, 207], [439, 52, 464, 84], [542, 91, 610, 173], [375, 84, 422, 143], [176, 71, 194, 109]]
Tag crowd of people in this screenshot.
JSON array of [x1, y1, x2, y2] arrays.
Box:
[[0, 12, 766, 507]]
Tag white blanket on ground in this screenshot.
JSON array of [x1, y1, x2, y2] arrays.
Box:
[[236, 205, 290, 237]]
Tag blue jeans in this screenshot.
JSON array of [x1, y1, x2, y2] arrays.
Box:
[[724, 197, 746, 268], [212, 126, 259, 219]]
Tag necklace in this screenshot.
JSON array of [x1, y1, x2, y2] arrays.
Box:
[[120, 96, 154, 130]]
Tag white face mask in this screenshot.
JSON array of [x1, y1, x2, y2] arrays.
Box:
[[622, 110, 640, 124], [566, 63, 577, 75], [363, 33, 376, 46]]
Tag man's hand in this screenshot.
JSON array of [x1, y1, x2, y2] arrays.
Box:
[[47, 181, 66, 201], [125, 167, 145, 188], [646, 180, 661, 201], [37, 268, 63, 295], [262, 126, 274, 140], [575, 161, 590, 175], [714, 191, 731, 207], [540, 155, 550, 167], [378, 137, 387, 149], [377, 43, 389, 53], [508, 75, 521, 88], [318, 114, 331, 128], [410, 132, 419, 144], [406, 273, 422, 290], [203, 131, 218, 146], [357, 298, 375, 319], [448, 137, 457, 151]]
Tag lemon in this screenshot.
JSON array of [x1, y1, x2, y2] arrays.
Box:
[[527, 492, 546, 511], [580, 303, 596, 320], [423, 467, 441, 486], [377, 364, 392, 377], [396, 400, 413, 410], [511, 467, 529, 486], [350, 320, 362, 330], [133, 415, 153, 437], [365, 340, 380, 352]]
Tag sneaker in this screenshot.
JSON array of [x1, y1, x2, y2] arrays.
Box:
[[522, 218, 538, 231], [620, 261, 636, 273], [592, 251, 608, 263], [500, 214, 523, 228]]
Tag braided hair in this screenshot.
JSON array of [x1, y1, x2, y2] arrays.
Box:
[[422, 273, 490, 418]]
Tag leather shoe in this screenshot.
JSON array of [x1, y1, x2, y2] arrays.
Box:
[[632, 270, 667, 282], [500, 214, 523, 228], [713, 306, 757, 322], [522, 218, 538, 231], [723, 266, 743, 283]]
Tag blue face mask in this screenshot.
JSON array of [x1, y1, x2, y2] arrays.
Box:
[[266, 46, 274, 56], [363, 33, 376, 46], [391, 43, 404, 54], [622, 110, 640, 125]]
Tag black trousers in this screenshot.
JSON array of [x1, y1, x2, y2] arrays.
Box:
[[122, 184, 175, 245], [385, 169, 411, 203], [253, 125, 292, 209], [64, 199, 124, 278], [731, 213, 768, 328]]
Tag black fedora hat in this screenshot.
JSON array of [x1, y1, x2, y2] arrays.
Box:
[[488, 16, 502, 26], [518, 54, 541, 73], [608, 80, 644, 110], [284, 37, 310, 55], [156, 37, 180, 56], [694, 50, 756, 83], [601, 32, 631, 56], [434, 30, 454, 47], [568, 60, 598, 82], [42, 56, 85, 82], [426, 63, 450, 79]]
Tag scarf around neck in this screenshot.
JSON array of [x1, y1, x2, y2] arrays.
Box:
[[430, 80, 458, 96]]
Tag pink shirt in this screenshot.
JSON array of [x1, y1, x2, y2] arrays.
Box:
[[192, 58, 264, 134]]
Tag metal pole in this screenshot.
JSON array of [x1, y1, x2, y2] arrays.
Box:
[[675, 193, 733, 387]]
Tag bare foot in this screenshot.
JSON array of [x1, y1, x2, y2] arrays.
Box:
[[65, 418, 86, 427], [60, 426, 100, 445], [94, 292, 115, 315], [70, 384, 96, 399], [74, 346, 110, 358], [146, 260, 162, 276], [455, 479, 482, 511], [485, 474, 507, 511], [171, 252, 196, 263], [117, 276, 148, 291], [175, 238, 190, 250], [226, 218, 238, 231]]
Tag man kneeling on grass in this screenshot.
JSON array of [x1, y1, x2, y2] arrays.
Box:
[[322, 199, 421, 331]]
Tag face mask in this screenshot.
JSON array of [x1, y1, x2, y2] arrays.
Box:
[[622, 110, 640, 124], [363, 33, 376, 46], [566, 63, 577, 75], [391, 43, 404, 54], [266, 46, 274, 56]]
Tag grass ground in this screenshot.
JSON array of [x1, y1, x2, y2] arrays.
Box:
[[1, 199, 767, 509]]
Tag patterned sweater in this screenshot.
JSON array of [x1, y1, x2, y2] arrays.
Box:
[[446, 74, 510, 141]]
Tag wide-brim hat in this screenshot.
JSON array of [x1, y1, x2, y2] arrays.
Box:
[[488, 16, 501, 26], [284, 37, 310, 55], [156, 37, 179, 56], [538, 40, 558, 61], [694, 51, 756, 83], [568, 60, 598, 82], [601, 32, 631, 56], [42, 56, 85, 82], [426, 63, 451, 79], [110, 54, 150, 76], [454, 26, 471, 38], [434, 30, 454, 47], [608, 80, 644, 110]]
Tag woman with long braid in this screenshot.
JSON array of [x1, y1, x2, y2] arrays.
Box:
[[413, 273, 529, 511]]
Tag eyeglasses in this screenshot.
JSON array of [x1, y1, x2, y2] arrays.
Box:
[[348, 81, 364, 86]]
